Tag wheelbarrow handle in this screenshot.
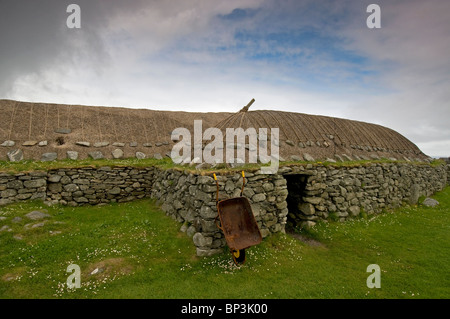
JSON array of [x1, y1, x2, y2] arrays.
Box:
[[240, 171, 245, 197]]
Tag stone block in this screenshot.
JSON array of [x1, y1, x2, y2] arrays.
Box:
[[193, 232, 213, 247], [7, 149, 23, 162]]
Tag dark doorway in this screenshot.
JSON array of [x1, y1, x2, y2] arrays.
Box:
[[284, 174, 308, 230]]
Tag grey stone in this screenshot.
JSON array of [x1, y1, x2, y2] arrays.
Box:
[[89, 151, 104, 160], [298, 203, 315, 215], [301, 221, 316, 229], [290, 155, 302, 161], [260, 228, 270, 238], [298, 142, 305, 148], [180, 223, 188, 233], [186, 226, 196, 238], [60, 176, 71, 184], [6, 180, 22, 189], [7, 149, 23, 162], [200, 205, 216, 219], [0, 225, 12, 232], [262, 182, 274, 192], [197, 176, 214, 185], [155, 142, 163, 147], [22, 141, 38, 146], [55, 128, 72, 134], [112, 142, 125, 147], [64, 184, 79, 192], [38, 141, 48, 147], [193, 233, 213, 247], [194, 190, 211, 202], [303, 153, 315, 162], [342, 154, 353, 161], [12, 217, 23, 223], [108, 187, 121, 195], [0, 199, 12, 206], [48, 183, 62, 193], [16, 193, 32, 200], [1, 189, 17, 197], [200, 219, 217, 232], [31, 222, 46, 228], [422, 198, 439, 207], [24, 179, 46, 188], [285, 140, 294, 146], [67, 151, 79, 160], [1, 140, 15, 147], [153, 153, 163, 160], [130, 142, 138, 147], [196, 162, 212, 169], [25, 210, 50, 220], [76, 141, 91, 147], [74, 197, 89, 203], [252, 193, 266, 202], [225, 180, 234, 192], [348, 206, 360, 217], [303, 197, 322, 205], [136, 152, 146, 159], [41, 153, 57, 162], [94, 142, 109, 148], [409, 184, 420, 205], [143, 143, 153, 147], [112, 149, 124, 159]]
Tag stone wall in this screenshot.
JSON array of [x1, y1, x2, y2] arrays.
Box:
[[0, 161, 447, 256], [45, 167, 154, 206], [0, 171, 47, 206], [281, 163, 447, 229], [150, 170, 289, 256], [447, 164, 450, 185]]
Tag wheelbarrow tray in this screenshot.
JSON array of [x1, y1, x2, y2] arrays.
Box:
[[217, 196, 262, 251]]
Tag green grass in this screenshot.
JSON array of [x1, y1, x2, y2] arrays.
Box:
[[0, 157, 443, 175], [1, 187, 449, 299]]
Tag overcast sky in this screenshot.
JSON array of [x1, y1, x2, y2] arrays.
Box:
[[0, 0, 449, 157]]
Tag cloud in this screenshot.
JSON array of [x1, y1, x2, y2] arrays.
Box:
[[338, 0, 450, 156], [1, 0, 449, 156]]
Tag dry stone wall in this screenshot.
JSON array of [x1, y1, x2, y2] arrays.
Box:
[[150, 170, 289, 256], [281, 163, 447, 230], [0, 162, 448, 256]]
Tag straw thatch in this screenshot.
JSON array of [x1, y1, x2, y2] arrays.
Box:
[[0, 99, 426, 162]]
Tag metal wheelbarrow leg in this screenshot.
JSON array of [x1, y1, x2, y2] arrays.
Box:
[[213, 171, 262, 265]]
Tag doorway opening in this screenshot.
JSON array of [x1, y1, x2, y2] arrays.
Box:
[[284, 174, 308, 231]]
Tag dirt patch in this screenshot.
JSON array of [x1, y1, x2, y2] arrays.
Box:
[[84, 257, 134, 280], [1, 267, 27, 282], [286, 230, 326, 248]]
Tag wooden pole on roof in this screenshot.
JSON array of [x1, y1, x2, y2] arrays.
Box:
[[239, 98, 255, 113]]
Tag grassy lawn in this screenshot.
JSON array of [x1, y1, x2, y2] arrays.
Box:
[[0, 187, 449, 299]]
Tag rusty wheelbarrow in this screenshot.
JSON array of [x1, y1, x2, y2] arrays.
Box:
[[213, 171, 262, 265]]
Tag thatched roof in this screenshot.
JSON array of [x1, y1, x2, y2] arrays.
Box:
[[214, 108, 426, 162], [0, 99, 427, 162]]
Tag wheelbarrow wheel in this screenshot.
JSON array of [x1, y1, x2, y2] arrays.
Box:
[[231, 249, 246, 265]]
